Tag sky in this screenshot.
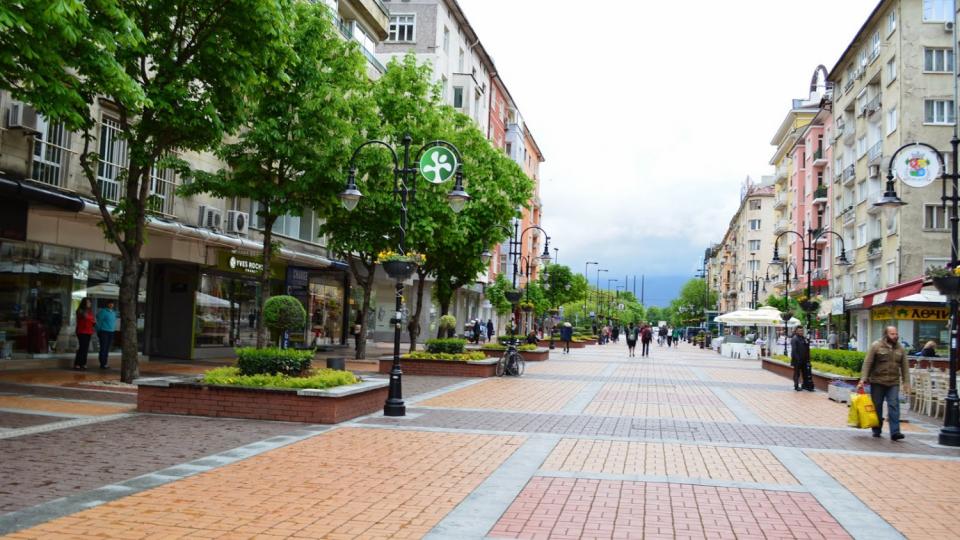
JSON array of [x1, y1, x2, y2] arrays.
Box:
[[457, 0, 879, 305]]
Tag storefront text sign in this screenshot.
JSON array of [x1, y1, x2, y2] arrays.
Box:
[[872, 305, 948, 321], [215, 250, 284, 279]]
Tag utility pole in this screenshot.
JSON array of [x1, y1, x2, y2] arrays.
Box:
[[640, 275, 645, 305]]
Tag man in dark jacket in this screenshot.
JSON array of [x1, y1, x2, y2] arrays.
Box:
[[560, 323, 573, 353], [790, 327, 813, 391], [640, 325, 653, 357], [858, 326, 911, 440]]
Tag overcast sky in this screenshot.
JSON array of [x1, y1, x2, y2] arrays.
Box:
[[458, 0, 879, 304]]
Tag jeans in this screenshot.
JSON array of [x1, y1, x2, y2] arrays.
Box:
[[97, 331, 113, 367], [563, 340, 570, 353], [641, 341, 650, 357], [74, 333, 92, 368], [870, 383, 901, 436]]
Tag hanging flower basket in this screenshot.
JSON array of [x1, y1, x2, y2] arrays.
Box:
[[521, 304, 534, 313], [548, 308, 560, 316], [381, 260, 417, 281], [799, 300, 820, 313], [932, 276, 960, 299], [504, 290, 522, 303]]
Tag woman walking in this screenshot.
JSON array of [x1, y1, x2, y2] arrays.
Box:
[[95, 300, 117, 369], [560, 322, 573, 354], [74, 298, 94, 370], [625, 322, 639, 357]]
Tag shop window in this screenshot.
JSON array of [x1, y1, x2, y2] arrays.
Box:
[[194, 273, 262, 348], [307, 275, 345, 345]]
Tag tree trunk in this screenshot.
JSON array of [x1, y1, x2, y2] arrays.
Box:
[[257, 213, 278, 348], [118, 254, 141, 383], [345, 257, 375, 360], [407, 268, 427, 352]]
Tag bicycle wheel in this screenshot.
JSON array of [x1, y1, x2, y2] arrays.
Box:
[[496, 352, 507, 377], [513, 353, 525, 376]]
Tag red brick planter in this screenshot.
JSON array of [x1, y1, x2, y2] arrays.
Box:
[[567, 340, 587, 349], [136, 377, 388, 424], [761, 358, 859, 392], [380, 357, 498, 377], [909, 358, 949, 371], [478, 348, 549, 361]]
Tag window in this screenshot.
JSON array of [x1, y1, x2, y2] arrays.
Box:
[[887, 57, 897, 82], [924, 204, 954, 229], [887, 260, 897, 284], [924, 48, 954, 72], [749, 199, 761, 210], [97, 116, 128, 203], [888, 10, 897, 34], [442, 26, 449, 53], [925, 99, 955, 124], [748, 240, 761, 251], [857, 223, 867, 247], [748, 260, 760, 273], [457, 48, 464, 72], [924, 257, 951, 273], [886, 106, 898, 135], [923, 0, 955, 22], [388, 14, 415, 42], [31, 115, 70, 187], [452, 86, 464, 109], [869, 31, 880, 61], [856, 136, 867, 158], [498, 243, 508, 275], [748, 219, 761, 230], [147, 163, 176, 216], [857, 270, 867, 291]]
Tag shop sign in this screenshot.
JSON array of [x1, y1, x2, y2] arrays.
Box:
[[419, 146, 457, 184], [830, 296, 844, 316], [287, 267, 310, 288], [894, 145, 941, 188], [871, 305, 948, 321], [215, 250, 284, 279]]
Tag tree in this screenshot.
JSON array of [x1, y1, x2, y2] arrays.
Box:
[[0, 0, 145, 131], [541, 264, 587, 309], [666, 278, 719, 328], [484, 273, 515, 317], [179, 2, 370, 347]]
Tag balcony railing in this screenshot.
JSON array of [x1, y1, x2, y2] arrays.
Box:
[[813, 147, 824, 162], [774, 219, 789, 232], [813, 185, 829, 203], [865, 95, 881, 117], [775, 162, 789, 180], [335, 16, 386, 74], [867, 142, 882, 164], [842, 207, 856, 226], [843, 165, 856, 183], [774, 192, 787, 208], [867, 238, 882, 259]]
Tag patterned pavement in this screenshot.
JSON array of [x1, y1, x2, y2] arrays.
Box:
[[1, 342, 959, 539]]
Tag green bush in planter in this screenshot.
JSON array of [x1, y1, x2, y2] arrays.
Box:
[[236, 347, 312, 376], [425, 338, 467, 354], [263, 295, 307, 341]]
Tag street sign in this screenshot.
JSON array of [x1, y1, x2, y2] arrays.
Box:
[[419, 146, 457, 184], [894, 145, 941, 188]]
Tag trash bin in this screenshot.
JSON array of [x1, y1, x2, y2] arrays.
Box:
[[326, 357, 346, 371]]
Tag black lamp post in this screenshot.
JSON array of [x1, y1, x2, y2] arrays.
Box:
[[606, 278, 618, 320], [766, 261, 799, 356], [771, 228, 850, 336], [340, 134, 468, 417], [480, 221, 551, 336], [872, 141, 960, 447], [741, 254, 765, 310], [584, 261, 598, 317]]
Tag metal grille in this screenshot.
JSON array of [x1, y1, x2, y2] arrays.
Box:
[[148, 164, 176, 216], [96, 116, 127, 203], [31, 117, 71, 186]]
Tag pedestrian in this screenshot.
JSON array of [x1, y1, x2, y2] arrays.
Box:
[[95, 300, 117, 369], [525, 329, 539, 345], [473, 319, 482, 344], [560, 322, 573, 354], [640, 324, 652, 357], [73, 298, 94, 370], [487, 319, 495, 342], [828, 330, 838, 350], [352, 317, 362, 352], [848, 334, 857, 351], [625, 322, 639, 357], [612, 325, 620, 343], [658, 325, 667, 346], [858, 326, 910, 441], [790, 327, 814, 391], [666, 326, 673, 347], [920, 340, 938, 357]]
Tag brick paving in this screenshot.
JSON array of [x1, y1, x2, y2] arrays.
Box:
[[0, 411, 62, 429], [3, 342, 960, 539]]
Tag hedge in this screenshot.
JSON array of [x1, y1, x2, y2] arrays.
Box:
[[402, 351, 487, 362], [771, 354, 860, 378], [203, 366, 357, 389], [481, 343, 538, 352], [425, 338, 467, 354], [236, 347, 312, 376]]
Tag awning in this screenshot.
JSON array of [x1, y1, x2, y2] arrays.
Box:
[[862, 277, 924, 308], [0, 175, 85, 212]]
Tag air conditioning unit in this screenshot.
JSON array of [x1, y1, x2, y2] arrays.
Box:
[[6, 102, 40, 135], [197, 205, 223, 230], [946, 21, 954, 32], [868, 164, 880, 178], [226, 210, 249, 235]]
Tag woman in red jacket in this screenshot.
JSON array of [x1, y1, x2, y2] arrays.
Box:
[[74, 298, 95, 370]]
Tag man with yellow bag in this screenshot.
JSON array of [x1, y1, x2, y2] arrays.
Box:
[[857, 326, 911, 441]]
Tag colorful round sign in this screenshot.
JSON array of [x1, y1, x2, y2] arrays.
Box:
[[894, 145, 941, 188], [419, 146, 457, 184]]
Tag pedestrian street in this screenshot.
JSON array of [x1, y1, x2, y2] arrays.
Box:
[[2, 342, 958, 539]]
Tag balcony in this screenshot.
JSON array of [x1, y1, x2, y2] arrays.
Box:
[[774, 219, 790, 233], [774, 192, 787, 209], [866, 191, 883, 213], [844, 79, 855, 94], [812, 185, 829, 205], [865, 95, 881, 119], [867, 142, 882, 165], [842, 123, 856, 144], [842, 165, 856, 186], [842, 207, 856, 227], [866, 238, 882, 260], [833, 122, 845, 144], [812, 147, 827, 167], [335, 16, 386, 74], [775, 161, 789, 181]]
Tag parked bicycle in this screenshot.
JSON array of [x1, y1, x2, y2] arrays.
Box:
[[496, 331, 525, 377]]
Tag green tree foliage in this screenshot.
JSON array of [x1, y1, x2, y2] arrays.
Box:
[[484, 274, 515, 316], [263, 295, 307, 343], [541, 264, 587, 309], [0, 0, 145, 130], [179, 2, 370, 347]]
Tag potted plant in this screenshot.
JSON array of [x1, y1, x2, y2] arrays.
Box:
[[797, 294, 821, 314], [519, 301, 534, 313], [928, 264, 960, 299], [377, 250, 424, 281], [504, 289, 522, 303]]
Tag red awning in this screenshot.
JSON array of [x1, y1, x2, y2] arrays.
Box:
[[862, 277, 924, 308]]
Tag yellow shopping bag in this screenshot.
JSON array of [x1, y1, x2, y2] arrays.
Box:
[[847, 395, 860, 428], [850, 392, 880, 429]]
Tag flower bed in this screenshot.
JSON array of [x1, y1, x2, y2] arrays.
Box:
[[379, 354, 498, 377], [477, 346, 549, 361], [135, 373, 388, 424], [761, 356, 859, 392]]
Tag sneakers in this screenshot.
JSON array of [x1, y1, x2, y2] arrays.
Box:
[[891, 432, 905, 441], [872, 431, 881, 438]]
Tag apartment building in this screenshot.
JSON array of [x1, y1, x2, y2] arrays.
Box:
[[827, 0, 951, 350], [709, 179, 777, 313], [0, 1, 389, 362]]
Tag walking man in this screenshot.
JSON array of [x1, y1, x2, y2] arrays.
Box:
[[640, 324, 652, 357], [790, 327, 814, 391], [858, 326, 910, 441], [560, 322, 573, 354], [486, 319, 495, 342]]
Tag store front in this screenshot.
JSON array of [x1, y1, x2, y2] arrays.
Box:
[[870, 303, 949, 352], [286, 266, 350, 347]]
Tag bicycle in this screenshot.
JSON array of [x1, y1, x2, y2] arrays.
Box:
[[497, 335, 525, 377]]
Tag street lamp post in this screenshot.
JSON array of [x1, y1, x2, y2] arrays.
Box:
[[766, 262, 799, 356], [480, 222, 552, 335], [584, 261, 598, 316], [595, 268, 608, 322], [871, 140, 960, 447], [340, 134, 469, 417], [606, 278, 619, 321]]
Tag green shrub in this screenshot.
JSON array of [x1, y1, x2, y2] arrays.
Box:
[[811, 349, 865, 372], [202, 366, 357, 389], [263, 295, 307, 337], [438, 314, 457, 330], [236, 347, 312, 376], [770, 354, 860, 377], [481, 343, 538, 352], [425, 338, 467, 354], [403, 351, 487, 362]]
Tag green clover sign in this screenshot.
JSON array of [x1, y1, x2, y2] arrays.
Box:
[[419, 146, 457, 184]]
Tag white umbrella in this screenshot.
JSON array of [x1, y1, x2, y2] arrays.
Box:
[[716, 309, 759, 326], [196, 291, 238, 309], [754, 305, 802, 327]]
